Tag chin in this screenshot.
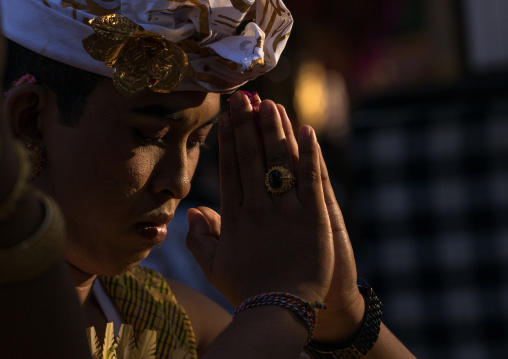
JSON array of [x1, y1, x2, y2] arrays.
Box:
[[99, 253, 149, 276], [65, 248, 150, 278]]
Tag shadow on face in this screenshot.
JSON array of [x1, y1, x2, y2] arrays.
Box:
[[34, 78, 222, 276]]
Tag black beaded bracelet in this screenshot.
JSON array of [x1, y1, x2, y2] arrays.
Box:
[[304, 285, 383, 359]]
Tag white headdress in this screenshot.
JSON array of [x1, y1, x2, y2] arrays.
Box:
[[1, 0, 292, 96]]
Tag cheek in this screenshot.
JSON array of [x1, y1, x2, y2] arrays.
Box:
[[45, 125, 155, 205], [89, 145, 157, 199], [189, 151, 201, 176]]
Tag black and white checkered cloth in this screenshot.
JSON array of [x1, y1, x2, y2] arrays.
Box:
[[350, 74, 508, 358]]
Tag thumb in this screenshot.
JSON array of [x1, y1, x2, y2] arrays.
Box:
[[186, 208, 218, 277]]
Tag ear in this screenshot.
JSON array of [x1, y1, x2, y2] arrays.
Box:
[[4, 84, 51, 144]]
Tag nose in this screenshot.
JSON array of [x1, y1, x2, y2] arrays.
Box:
[[151, 146, 193, 199]]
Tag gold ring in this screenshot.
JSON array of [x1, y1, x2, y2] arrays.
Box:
[[265, 166, 295, 194]]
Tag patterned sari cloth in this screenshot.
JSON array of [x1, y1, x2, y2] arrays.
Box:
[[100, 266, 197, 359]]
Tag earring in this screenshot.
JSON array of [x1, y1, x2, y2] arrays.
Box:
[[25, 142, 46, 180]]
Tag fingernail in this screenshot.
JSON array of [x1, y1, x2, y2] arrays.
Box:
[[259, 102, 273, 118], [300, 125, 312, 140], [231, 92, 246, 110]]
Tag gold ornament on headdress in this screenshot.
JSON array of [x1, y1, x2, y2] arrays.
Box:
[[83, 14, 190, 97]]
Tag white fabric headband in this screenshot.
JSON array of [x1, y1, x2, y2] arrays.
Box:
[[1, 0, 292, 95]]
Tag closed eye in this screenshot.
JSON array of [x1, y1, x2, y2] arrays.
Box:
[[187, 121, 216, 151], [133, 129, 167, 148], [187, 140, 209, 150]]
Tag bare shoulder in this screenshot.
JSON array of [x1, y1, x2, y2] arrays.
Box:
[[166, 278, 232, 355]]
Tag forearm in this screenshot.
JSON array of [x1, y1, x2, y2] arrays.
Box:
[[363, 323, 416, 359], [202, 306, 308, 359]]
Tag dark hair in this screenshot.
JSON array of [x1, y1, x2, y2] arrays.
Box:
[[4, 39, 104, 126]]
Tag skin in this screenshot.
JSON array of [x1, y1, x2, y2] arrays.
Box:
[[0, 4, 414, 356], [4, 75, 415, 357], [187, 92, 416, 358], [5, 78, 229, 352], [34, 80, 221, 278]]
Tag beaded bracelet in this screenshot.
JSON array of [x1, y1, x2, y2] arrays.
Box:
[[304, 285, 383, 359], [234, 292, 327, 344], [0, 142, 29, 221], [0, 191, 66, 284]]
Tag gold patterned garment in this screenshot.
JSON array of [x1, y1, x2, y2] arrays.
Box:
[[99, 266, 197, 359], [1, 0, 293, 94]]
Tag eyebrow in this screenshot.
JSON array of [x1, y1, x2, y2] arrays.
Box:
[[131, 104, 221, 127], [131, 104, 184, 121]]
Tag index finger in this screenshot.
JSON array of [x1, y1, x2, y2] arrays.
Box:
[[296, 125, 323, 206], [228, 91, 267, 201]]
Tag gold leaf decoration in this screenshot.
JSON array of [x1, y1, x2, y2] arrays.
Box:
[[86, 323, 161, 359], [87, 326, 101, 359], [83, 14, 189, 97], [116, 324, 135, 359], [132, 329, 157, 359], [103, 322, 118, 359]]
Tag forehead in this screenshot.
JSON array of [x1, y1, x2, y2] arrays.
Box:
[[86, 78, 221, 122]]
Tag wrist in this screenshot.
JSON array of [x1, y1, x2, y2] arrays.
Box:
[[313, 287, 365, 343], [208, 305, 310, 358], [234, 304, 310, 341], [305, 285, 383, 359], [234, 282, 326, 308], [234, 291, 327, 344]]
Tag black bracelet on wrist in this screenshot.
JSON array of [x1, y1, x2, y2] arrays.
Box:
[[304, 285, 383, 359]]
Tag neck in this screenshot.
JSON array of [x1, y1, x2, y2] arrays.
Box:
[[66, 261, 97, 306]]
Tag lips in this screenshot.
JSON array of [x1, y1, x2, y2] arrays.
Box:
[[135, 223, 168, 243]]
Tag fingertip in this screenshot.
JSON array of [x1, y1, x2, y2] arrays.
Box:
[[230, 91, 250, 110], [299, 125, 314, 141], [187, 207, 208, 227], [278, 105, 293, 132], [259, 100, 276, 118], [187, 207, 201, 224], [275, 103, 287, 116]]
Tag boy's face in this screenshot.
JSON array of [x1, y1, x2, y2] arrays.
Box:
[[37, 78, 220, 276]]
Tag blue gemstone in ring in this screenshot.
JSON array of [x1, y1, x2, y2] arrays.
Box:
[[265, 166, 295, 194], [268, 169, 283, 189]]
